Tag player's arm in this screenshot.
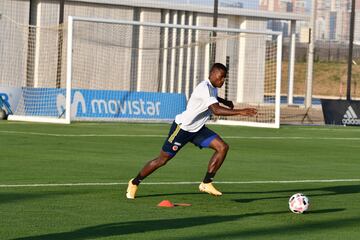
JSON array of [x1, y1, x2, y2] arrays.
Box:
[[217, 97, 234, 109], [209, 103, 257, 117]]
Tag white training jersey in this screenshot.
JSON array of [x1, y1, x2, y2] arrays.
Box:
[[175, 79, 218, 132]]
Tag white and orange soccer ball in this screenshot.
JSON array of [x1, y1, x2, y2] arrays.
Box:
[[289, 193, 309, 214]]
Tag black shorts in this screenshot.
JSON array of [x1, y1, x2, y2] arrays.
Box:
[[162, 121, 218, 156]]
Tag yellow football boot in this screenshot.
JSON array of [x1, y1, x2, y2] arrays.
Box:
[[199, 182, 222, 196], [126, 179, 138, 199]]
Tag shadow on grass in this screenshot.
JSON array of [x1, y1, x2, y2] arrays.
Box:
[[233, 184, 360, 203], [137, 184, 360, 201], [167, 213, 359, 240], [12, 208, 344, 240], [0, 193, 45, 204], [136, 192, 203, 198], [0, 190, 100, 205]]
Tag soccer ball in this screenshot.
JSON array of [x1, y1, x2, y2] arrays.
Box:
[[289, 193, 309, 214]]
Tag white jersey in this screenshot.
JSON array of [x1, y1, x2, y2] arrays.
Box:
[[175, 79, 218, 132]]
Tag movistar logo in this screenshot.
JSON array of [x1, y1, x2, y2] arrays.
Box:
[[56, 91, 86, 118], [56, 91, 162, 117], [342, 105, 360, 125]]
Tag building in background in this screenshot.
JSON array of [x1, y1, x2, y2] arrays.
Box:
[[259, 0, 308, 38], [259, 0, 306, 13], [221, 1, 244, 8], [356, 0, 360, 42], [259, 0, 359, 42], [293, 0, 306, 13], [314, 0, 360, 42]]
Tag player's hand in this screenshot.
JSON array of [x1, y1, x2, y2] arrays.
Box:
[[241, 108, 257, 116]]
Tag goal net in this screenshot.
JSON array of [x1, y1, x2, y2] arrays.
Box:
[[1, 14, 70, 123], [4, 15, 282, 128]]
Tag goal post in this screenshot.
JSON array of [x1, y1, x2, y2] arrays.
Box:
[[1, 13, 71, 124], [4, 15, 282, 128], [8, 17, 72, 124], [213, 33, 282, 128], [66, 16, 282, 127]]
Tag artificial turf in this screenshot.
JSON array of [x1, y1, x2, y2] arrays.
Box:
[[1, 121, 359, 239]]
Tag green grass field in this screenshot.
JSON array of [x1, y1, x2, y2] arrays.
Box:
[[1, 121, 360, 239]]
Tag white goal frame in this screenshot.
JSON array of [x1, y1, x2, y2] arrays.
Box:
[[8, 16, 282, 128], [7, 20, 73, 124]]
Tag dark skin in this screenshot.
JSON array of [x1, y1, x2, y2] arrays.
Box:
[[136, 68, 257, 178]]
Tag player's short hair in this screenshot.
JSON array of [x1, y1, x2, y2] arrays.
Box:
[[210, 63, 228, 77]]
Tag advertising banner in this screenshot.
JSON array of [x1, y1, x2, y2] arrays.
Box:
[[66, 89, 187, 120], [321, 99, 360, 126], [0, 87, 187, 121], [0, 87, 22, 114]]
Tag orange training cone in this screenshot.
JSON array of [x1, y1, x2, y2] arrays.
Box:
[[157, 200, 174, 208]]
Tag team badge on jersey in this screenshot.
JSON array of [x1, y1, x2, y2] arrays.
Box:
[[172, 145, 179, 151]]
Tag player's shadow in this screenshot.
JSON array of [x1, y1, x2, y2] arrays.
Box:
[[232, 184, 360, 203], [137, 184, 360, 200], [12, 208, 344, 240], [0, 193, 43, 204]]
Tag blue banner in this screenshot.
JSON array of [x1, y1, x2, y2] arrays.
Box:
[[22, 88, 187, 120]]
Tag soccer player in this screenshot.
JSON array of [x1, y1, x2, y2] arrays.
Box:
[[126, 63, 257, 199]]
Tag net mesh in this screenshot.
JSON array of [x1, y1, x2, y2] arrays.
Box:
[[1, 15, 280, 126], [0, 15, 68, 119], [70, 19, 280, 125]]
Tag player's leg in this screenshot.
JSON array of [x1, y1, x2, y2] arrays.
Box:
[[206, 136, 229, 174], [126, 122, 191, 199], [132, 122, 186, 184], [199, 137, 228, 196], [126, 150, 173, 199], [192, 127, 229, 196], [133, 150, 174, 185]]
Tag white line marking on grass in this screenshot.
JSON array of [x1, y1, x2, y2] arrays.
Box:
[[1, 130, 360, 140], [1, 179, 360, 188], [223, 136, 360, 140], [0, 131, 166, 137], [297, 127, 360, 132]]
